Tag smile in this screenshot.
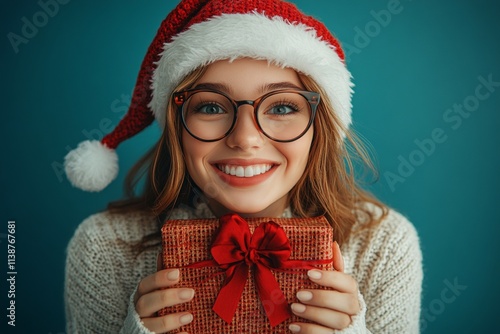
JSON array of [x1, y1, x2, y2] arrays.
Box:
[[216, 164, 273, 178]]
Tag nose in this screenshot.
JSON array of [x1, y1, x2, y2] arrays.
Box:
[[225, 105, 265, 150]]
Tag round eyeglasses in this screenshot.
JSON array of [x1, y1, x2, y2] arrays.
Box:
[[173, 88, 320, 142]]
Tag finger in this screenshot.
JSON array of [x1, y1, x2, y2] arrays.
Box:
[[136, 287, 195, 317], [332, 241, 344, 272], [137, 269, 180, 298], [296, 289, 359, 315], [307, 269, 357, 293], [290, 303, 352, 330], [289, 321, 345, 334], [141, 312, 193, 333]]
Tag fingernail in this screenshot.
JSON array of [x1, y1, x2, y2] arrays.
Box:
[[167, 269, 179, 281], [179, 313, 193, 325], [178, 288, 194, 300], [307, 269, 322, 280], [296, 291, 313, 301], [291, 303, 306, 313], [289, 324, 301, 332]]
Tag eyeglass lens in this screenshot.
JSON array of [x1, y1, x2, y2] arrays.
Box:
[[181, 91, 312, 141]]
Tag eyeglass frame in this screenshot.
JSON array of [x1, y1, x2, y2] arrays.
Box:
[[172, 88, 321, 143]]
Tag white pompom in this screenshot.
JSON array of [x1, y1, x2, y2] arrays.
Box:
[[64, 140, 118, 192]]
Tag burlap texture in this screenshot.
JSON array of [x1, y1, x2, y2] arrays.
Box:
[[159, 216, 334, 333]]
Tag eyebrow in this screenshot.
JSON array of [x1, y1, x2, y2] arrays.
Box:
[[192, 81, 304, 96], [192, 82, 233, 94], [259, 82, 304, 93]]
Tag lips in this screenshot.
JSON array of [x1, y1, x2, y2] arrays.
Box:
[[216, 164, 273, 178]]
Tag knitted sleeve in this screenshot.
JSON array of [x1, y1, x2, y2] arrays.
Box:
[[344, 209, 423, 333], [64, 214, 155, 334]]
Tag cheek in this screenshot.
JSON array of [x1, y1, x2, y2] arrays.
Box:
[[294, 130, 313, 163], [292, 143, 311, 171], [182, 131, 215, 179], [182, 132, 203, 174], [280, 131, 313, 173]]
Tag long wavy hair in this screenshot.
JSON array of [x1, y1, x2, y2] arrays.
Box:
[[108, 64, 388, 252]]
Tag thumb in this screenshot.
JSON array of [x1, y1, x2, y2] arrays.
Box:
[[156, 251, 163, 271], [332, 241, 345, 272]]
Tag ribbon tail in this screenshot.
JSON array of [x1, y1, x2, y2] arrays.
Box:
[[255, 263, 291, 327], [213, 263, 248, 324], [279, 258, 334, 271]]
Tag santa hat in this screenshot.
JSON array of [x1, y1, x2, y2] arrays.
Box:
[[64, 0, 353, 192]]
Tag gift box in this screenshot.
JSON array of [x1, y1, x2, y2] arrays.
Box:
[[159, 213, 334, 333]]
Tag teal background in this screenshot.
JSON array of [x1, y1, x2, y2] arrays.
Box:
[[1, 0, 499, 333]]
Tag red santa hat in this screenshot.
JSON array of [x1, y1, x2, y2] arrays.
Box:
[[64, 0, 353, 192]]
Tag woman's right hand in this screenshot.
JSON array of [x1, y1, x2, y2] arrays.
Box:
[[134, 254, 195, 333]]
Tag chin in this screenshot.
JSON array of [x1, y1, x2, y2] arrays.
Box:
[[215, 195, 285, 218], [223, 203, 269, 215]]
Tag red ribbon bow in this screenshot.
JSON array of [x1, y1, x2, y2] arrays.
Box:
[[211, 214, 292, 326]]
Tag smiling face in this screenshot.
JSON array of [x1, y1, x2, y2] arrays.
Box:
[[181, 58, 314, 217]]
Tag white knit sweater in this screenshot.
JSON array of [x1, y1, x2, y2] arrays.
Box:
[[64, 203, 422, 333]]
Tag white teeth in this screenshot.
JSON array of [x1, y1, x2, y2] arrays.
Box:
[[244, 166, 253, 177], [217, 164, 273, 178], [236, 166, 245, 177]]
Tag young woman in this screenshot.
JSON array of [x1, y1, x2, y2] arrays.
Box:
[[64, 1, 423, 333]]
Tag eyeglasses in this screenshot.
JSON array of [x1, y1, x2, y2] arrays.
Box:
[[173, 88, 320, 142]]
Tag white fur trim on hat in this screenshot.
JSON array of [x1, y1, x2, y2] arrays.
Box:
[[64, 140, 118, 192], [149, 12, 353, 130]]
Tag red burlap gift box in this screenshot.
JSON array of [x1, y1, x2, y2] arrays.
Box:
[[159, 215, 334, 333]]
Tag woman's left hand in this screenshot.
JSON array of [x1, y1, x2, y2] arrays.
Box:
[[289, 241, 360, 333]]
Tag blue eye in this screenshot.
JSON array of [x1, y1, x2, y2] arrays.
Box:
[[196, 103, 224, 114], [269, 105, 296, 115]]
